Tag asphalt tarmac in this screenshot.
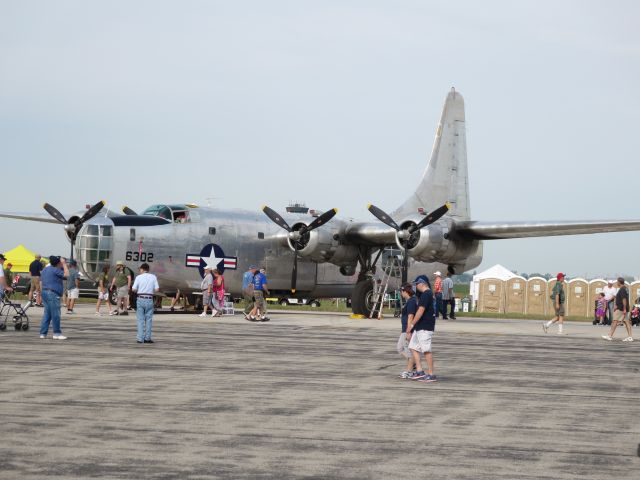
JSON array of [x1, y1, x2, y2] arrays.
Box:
[[1, 305, 639, 479]]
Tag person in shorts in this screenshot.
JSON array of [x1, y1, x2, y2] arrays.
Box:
[[110, 261, 131, 316], [241, 265, 257, 318], [65, 259, 80, 313], [28, 254, 44, 306], [199, 266, 214, 317], [249, 267, 269, 322], [95, 266, 113, 316], [406, 275, 437, 382], [543, 273, 566, 334], [398, 283, 418, 378], [602, 277, 634, 342], [0, 254, 14, 299]]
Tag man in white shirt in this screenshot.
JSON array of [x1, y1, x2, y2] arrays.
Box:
[[602, 280, 618, 326], [131, 263, 160, 344]]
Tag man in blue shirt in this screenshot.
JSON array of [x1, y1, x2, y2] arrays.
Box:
[[241, 265, 257, 318], [249, 267, 270, 322], [39, 256, 69, 340], [406, 275, 437, 382]]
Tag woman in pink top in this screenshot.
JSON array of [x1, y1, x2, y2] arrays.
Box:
[[211, 269, 225, 317]]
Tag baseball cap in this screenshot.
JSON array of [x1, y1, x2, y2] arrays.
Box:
[[434, 271, 442, 276], [556, 272, 565, 280], [0, 253, 5, 260], [414, 275, 429, 285], [249, 265, 257, 269], [49, 255, 61, 266], [69, 259, 77, 266]]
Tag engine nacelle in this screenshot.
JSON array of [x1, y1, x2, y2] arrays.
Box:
[[286, 220, 359, 266], [398, 217, 478, 265]]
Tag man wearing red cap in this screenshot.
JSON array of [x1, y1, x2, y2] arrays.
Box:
[[543, 273, 566, 334]]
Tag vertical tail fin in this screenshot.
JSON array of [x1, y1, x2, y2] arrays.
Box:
[[392, 88, 470, 221]]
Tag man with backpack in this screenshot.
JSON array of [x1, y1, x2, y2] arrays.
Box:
[[543, 273, 566, 335]]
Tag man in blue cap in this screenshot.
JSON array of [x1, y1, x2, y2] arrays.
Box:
[[405, 275, 437, 382]]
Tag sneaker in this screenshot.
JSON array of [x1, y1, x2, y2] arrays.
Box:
[[622, 337, 634, 342], [67, 310, 73, 314], [198, 312, 207, 317], [210, 309, 218, 317], [602, 335, 613, 341], [52, 335, 67, 340], [542, 322, 548, 334], [94, 312, 102, 316], [450, 316, 456, 320], [419, 374, 438, 383], [259, 316, 270, 322], [137, 340, 143, 344], [144, 339, 154, 344], [411, 371, 427, 380], [39, 335, 46, 339], [399, 371, 414, 379], [120, 311, 128, 316], [109, 311, 119, 316], [249, 316, 258, 322]]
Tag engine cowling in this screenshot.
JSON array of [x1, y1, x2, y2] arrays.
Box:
[[397, 217, 478, 265], [285, 220, 359, 266]]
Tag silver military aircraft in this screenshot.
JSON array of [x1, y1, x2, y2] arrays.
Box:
[[4, 88, 640, 315]]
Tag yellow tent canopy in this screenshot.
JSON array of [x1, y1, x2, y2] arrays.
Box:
[[2, 244, 40, 273]]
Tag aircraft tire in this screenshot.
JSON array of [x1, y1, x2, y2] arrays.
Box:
[[351, 279, 373, 316]]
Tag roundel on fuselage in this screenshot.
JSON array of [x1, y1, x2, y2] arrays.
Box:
[[185, 243, 238, 278]]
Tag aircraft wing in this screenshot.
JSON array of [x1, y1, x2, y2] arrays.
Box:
[[0, 213, 59, 224], [454, 220, 640, 240]]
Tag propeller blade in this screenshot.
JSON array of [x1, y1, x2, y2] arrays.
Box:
[[291, 240, 300, 293], [76, 200, 106, 226], [412, 203, 451, 231], [43, 203, 68, 224], [122, 206, 137, 216], [304, 208, 338, 232], [367, 204, 400, 231], [262, 205, 291, 232]]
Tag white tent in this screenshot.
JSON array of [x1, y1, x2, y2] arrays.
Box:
[[470, 264, 518, 306]]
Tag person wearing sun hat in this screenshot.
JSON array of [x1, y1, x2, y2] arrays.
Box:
[[543, 272, 567, 335]]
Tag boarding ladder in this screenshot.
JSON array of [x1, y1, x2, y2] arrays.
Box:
[[369, 252, 403, 319]]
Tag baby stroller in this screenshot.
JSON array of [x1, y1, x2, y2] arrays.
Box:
[[0, 276, 31, 331], [631, 299, 640, 327]]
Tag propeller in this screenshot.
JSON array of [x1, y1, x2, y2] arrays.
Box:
[[262, 206, 338, 293], [367, 202, 450, 283], [122, 206, 137, 216], [42, 200, 106, 260]]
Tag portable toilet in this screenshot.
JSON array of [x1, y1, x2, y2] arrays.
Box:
[[505, 276, 526, 314], [589, 279, 607, 318], [628, 281, 640, 304], [565, 278, 589, 317], [525, 277, 548, 315], [478, 278, 504, 314]]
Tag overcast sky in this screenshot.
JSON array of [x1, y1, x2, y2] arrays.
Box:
[[1, 0, 639, 278]]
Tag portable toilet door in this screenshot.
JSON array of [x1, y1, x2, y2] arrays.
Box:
[[589, 280, 607, 319], [505, 276, 526, 314], [566, 278, 589, 317], [525, 277, 548, 315], [478, 278, 504, 314], [628, 281, 640, 305]]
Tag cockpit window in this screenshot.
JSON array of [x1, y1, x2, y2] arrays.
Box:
[[77, 223, 112, 279]]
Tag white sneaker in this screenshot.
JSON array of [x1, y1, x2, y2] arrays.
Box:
[[198, 312, 207, 317], [53, 335, 67, 340], [94, 312, 102, 316], [211, 309, 218, 317], [602, 335, 613, 341], [39, 335, 46, 339], [622, 337, 634, 342]]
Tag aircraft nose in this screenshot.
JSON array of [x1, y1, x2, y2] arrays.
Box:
[[75, 216, 114, 281]]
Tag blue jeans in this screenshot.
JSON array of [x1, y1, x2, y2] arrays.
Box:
[[136, 298, 154, 341], [434, 292, 443, 318], [40, 289, 62, 335]]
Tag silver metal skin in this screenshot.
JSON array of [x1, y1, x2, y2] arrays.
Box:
[[3, 88, 640, 308]]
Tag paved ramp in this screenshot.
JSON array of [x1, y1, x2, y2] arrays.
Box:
[[1, 307, 638, 479]]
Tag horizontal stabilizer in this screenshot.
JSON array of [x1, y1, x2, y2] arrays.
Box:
[[454, 220, 640, 240]]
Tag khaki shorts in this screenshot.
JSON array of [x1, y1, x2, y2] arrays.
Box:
[[117, 285, 129, 299], [614, 310, 630, 322], [30, 277, 41, 291], [554, 305, 565, 317], [67, 288, 80, 299], [254, 290, 265, 312]]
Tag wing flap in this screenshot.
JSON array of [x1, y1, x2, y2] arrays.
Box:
[[454, 220, 640, 240]]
